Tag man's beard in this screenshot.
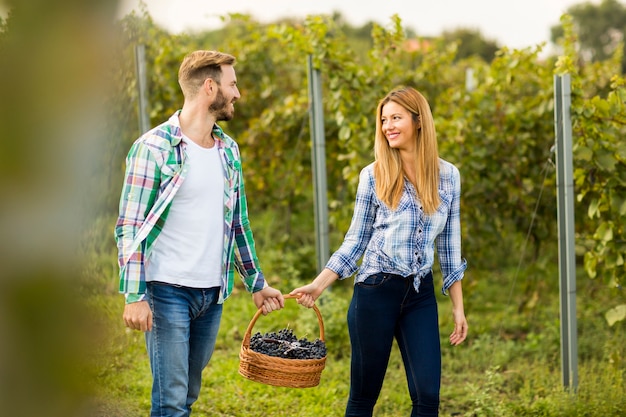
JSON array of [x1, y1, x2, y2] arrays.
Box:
[[209, 88, 234, 121]]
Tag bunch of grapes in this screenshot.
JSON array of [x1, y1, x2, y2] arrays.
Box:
[[249, 328, 327, 359]]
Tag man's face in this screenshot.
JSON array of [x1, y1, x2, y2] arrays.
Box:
[[209, 65, 240, 121]]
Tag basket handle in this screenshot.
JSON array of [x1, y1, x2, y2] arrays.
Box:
[[241, 294, 325, 348]]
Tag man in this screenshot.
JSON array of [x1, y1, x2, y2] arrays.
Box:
[[115, 50, 284, 417]]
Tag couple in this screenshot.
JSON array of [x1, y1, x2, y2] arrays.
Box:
[[115, 50, 467, 417]]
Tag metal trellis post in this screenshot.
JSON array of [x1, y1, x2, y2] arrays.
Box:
[[135, 44, 150, 134], [554, 73, 578, 390], [307, 55, 329, 274]]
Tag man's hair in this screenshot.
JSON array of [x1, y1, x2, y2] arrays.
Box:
[[178, 50, 236, 99]]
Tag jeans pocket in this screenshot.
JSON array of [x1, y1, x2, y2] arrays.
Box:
[[358, 273, 390, 288]]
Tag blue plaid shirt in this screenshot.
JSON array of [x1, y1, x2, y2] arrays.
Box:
[[326, 159, 467, 294]]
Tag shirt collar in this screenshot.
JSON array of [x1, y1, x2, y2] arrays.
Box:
[[170, 110, 226, 148], [168, 110, 184, 146]]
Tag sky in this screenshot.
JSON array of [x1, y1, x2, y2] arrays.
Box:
[[116, 0, 597, 52]]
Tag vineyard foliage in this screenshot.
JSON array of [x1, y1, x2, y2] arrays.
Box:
[[107, 11, 625, 313], [5, 4, 626, 416]]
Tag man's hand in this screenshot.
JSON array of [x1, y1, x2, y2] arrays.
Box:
[[123, 300, 153, 332], [252, 286, 285, 315]]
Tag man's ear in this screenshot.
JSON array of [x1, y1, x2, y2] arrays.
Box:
[[203, 77, 217, 97]]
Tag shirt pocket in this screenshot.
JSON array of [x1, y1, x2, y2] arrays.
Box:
[[436, 188, 452, 216], [425, 189, 452, 233], [158, 162, 182, 194]]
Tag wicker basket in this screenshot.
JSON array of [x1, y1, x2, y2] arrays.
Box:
[[238, 294, 326, 388]]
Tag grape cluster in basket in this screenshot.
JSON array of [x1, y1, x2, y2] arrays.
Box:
[[249, 328, 327, 359]]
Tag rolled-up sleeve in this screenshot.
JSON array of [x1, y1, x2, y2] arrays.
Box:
[[326, 167, 376, 279], [436, 163, 467, 294]]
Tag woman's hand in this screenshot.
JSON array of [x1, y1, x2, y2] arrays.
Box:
[[289, 282, 324, 308], [449, 309, 468, 346], [289, 268, 339, 308]]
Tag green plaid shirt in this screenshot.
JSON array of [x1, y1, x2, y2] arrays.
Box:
[[115, 111, 266, 304]]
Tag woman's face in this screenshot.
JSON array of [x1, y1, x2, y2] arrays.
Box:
[[380, 101, 416, 153]]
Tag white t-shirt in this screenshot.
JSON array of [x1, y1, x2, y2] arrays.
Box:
[[146, 135, 225, 288]]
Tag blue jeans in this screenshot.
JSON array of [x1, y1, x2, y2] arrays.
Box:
[[345, 272, 440, 417], [145, 282, 223, 417]]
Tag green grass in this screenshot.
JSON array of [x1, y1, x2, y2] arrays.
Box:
[[83, 218, 626, 416], [88, 277, 626, 416]]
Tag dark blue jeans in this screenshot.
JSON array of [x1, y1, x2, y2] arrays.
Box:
[[145, 282, 223, 417], [345, 272, 440, 417]]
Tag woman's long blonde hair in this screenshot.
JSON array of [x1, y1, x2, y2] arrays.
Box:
[[373, 87, 440, 214]]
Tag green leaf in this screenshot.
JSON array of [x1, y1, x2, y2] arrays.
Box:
[[605, 251, 618, 268], [335, 111, 345, 126], [594, 222, 614, 242], [617, 143, 626, 161], [587, 198, 600, 218], [605, 304, 626, 327], [596, 150, 617, 171], [584, 252, 597, 278], [575, 145, 593, 161], [338, 125, 351, 141]]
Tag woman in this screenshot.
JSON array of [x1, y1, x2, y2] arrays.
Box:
[[290, 86, 467, 417]]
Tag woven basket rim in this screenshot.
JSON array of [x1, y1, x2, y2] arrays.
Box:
[[238, 294, 326, 387], [241, 294, 325, 348]]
